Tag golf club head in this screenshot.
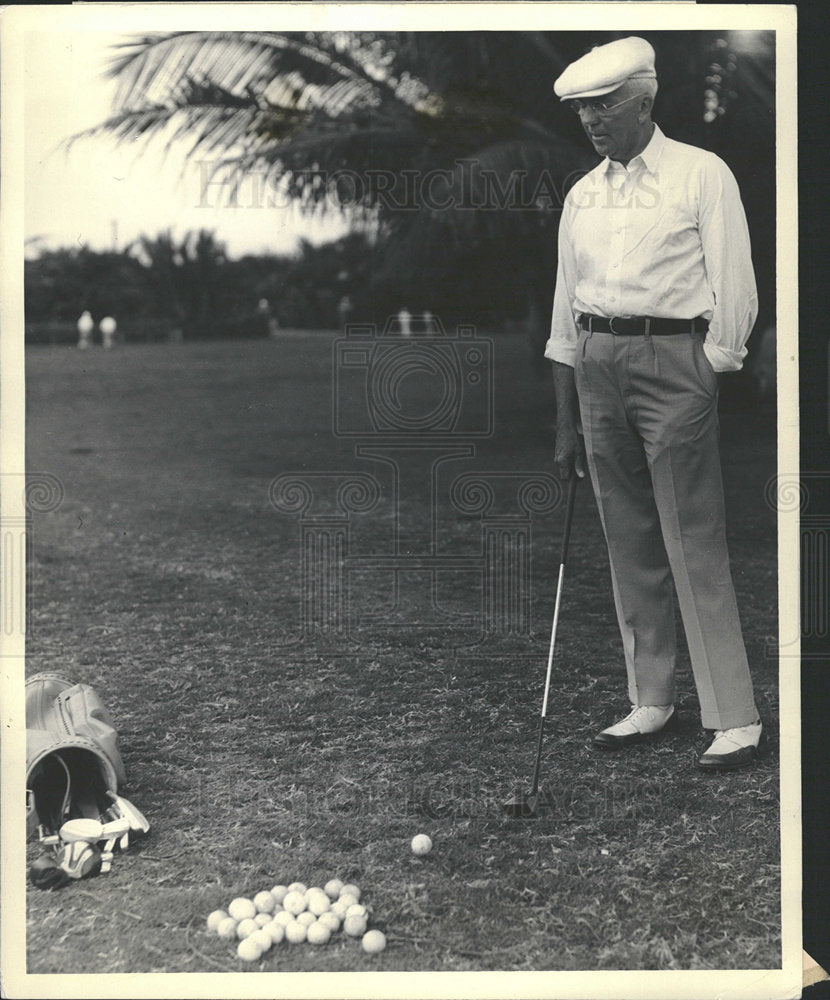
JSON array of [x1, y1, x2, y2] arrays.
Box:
[[502, 791, 541, 819], [59, 818, 104, 843], [57, 840, 102, 879], [108, 794, 150, 834]]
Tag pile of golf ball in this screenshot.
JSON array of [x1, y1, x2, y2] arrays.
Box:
[[206, 879, 387, 962]]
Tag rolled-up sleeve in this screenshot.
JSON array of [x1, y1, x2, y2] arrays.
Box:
[[698, 156, 759, 372], [544, 198, 581, 367]]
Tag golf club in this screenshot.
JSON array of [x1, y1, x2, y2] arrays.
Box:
[[503, 474, 579, 819]]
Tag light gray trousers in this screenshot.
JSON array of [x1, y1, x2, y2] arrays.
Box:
[[574, 329, 758, 731]]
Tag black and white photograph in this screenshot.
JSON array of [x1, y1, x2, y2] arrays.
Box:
[[1, 4, 801, 998]]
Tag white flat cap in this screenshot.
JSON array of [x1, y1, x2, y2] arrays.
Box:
[[554, 37, 656, 100]]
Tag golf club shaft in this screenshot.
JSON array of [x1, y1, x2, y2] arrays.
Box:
[[530, 476, 579, 796]]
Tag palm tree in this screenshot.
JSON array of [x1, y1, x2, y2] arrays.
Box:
[[76, 31, 593, 328]]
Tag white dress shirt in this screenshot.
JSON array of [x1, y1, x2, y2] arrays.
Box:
[[545, 124, 758, 372]]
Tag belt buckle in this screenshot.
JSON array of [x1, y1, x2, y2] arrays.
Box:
[[608, 316, 622, 335]]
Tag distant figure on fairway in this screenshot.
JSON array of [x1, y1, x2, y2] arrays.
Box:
[[258, 298, 280, 339], [422, 310, 436, 335], [397, 308, 412, 338], [546, 37, 762, 771], [337, 295, 353, 330], [77, 311, 94, 350], [100, 316, 117, 349]]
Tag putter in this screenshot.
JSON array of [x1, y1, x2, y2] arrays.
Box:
[[503, 475, 579, 819]]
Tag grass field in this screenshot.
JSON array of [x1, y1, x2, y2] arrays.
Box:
[[24, 332, 780, 974]]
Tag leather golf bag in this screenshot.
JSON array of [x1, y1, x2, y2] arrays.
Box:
[[26, 673, 127, 841]]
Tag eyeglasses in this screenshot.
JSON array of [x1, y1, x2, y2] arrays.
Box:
[[567, 93, 645, 117]]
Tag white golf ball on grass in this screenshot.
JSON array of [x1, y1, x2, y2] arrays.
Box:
[[340, 883, 361, 901], [272, 910, 295, 927], [324, 878, 344, 899], [254, 890, 276, 914], [296, 911, 317, 927], [263, 920, 285, 945], [287, 881, 308, 895], [271, 884, 289, 904], [236, 918, 259, 940], [362, 929, 387, 954], [249, 928, 274, 953], [206, 909, 228, 932], [343, 913, 368, 937], [306, 921, 332, 945], [306, 892, 331, 916], [411, 834, 432, 856], [216, 917, 238, 940], [237, 937, 263, 962], [317, 911, 341, 933], [282, 890, 307, 915], [284, 920, 307, 944], [228, 897, 257, 922], [254, 912, 272, 927]]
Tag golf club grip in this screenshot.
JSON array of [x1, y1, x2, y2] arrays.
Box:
[[559, 477, 579, 565]]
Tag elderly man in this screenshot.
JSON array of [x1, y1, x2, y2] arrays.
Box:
[[545, 37, 762, 770]]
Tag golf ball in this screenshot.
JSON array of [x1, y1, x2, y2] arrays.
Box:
[[282, 890, 307, 915], [324, 878, 344, 899], [343, 913, 368, 937], [338, 892, 359, 911], [273, 910, 294, 927], [287, 881, 308, 895], [263, 921, 285, 944], [346, 903, 368, 920], [236, 918, 259, 940], [296, 911, 316, 927], [411, 834, 433, 856], [254, 913, 273, 927], [206, 909, 228, 932], [340, 883, 361, 901], [307, 892, 331, 916], [318, 911, 341, 933], [306, 921, 332, 945], [362, 929, 387, 954], [271, 884, 289, 904], [284, 920, 307, 944], [254, 890, 276, 914], [228, 897, 257, 922], [237, 937, 262, 962], [331, 900, 349, 920], [249, 928, 274, 953], [216, 917, 238, 941]]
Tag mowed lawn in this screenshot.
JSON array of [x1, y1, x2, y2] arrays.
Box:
[[24, 333, 780, 974]]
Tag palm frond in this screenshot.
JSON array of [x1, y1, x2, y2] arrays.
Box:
[[105, 31, 408, 115]]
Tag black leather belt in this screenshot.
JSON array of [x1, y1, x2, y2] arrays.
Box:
[[578, 314, 709, 336]]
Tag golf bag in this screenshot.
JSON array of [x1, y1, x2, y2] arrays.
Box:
[[26, 673, 127, 841]]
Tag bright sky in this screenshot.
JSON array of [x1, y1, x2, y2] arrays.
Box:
[[24, 30, 348, 259]]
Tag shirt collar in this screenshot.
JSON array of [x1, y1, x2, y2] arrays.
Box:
[[602, 123, 666, 175]]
